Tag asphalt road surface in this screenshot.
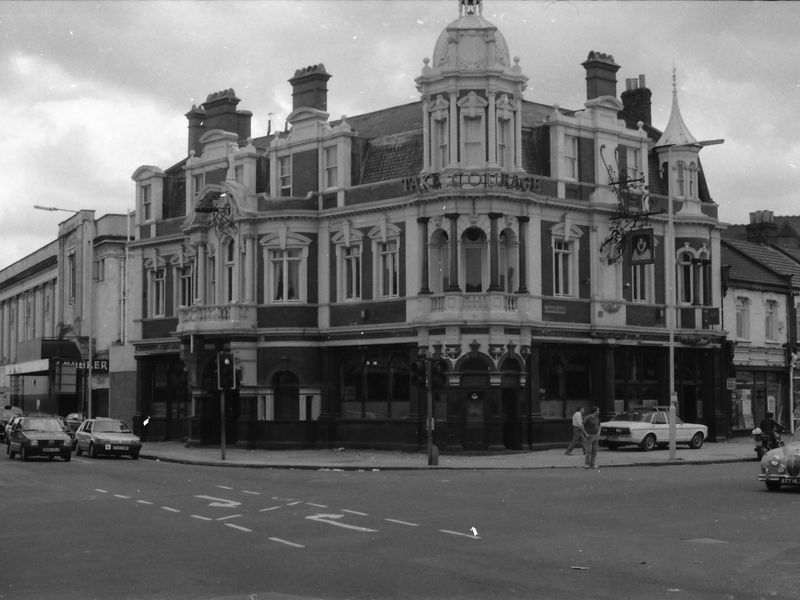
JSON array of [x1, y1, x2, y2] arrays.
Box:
[[2, 454, 798, 600]]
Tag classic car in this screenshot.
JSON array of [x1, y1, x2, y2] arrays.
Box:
[[758, 441, 800, 491], [75, 418, 141, 459], [0, 405, 24, 443], [7, 416, 73, 461], [600, 408, 707, 451]]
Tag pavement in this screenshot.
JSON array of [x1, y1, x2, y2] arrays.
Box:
[[139, 434, 767, 470]]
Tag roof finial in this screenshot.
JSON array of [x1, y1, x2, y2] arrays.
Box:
[[672, 62, 677, 95], [460, 0, 481, 16]]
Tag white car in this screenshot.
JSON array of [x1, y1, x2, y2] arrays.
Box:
[[600, 408, 707, 451]]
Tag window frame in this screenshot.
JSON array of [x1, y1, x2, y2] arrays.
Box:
[[260, 232, 310, 304], [279, 156, 292, 197], [324, 146, 338, 190], [565, 134, 579, 180], [735, 296, 750, 340]]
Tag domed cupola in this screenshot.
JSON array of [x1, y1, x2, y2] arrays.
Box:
[[417, 0, 528, 175], [431, 0, 511, 72]]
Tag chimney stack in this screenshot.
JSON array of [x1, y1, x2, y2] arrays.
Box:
[[185, 105, 205, 156], [202, 89, 242, 134], [746, 210, 777, 244], [582, 51, 620, 100], [289, 64, 331, 112], [621, 75, 652, 126]]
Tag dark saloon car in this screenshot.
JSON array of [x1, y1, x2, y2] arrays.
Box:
[[7, 416, 73, 461], [75, 418, 141, 459]]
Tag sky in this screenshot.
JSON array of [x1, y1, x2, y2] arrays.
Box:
[[1, 0, 798, 271]]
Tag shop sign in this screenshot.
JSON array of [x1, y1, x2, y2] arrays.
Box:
[[53, 358, 109, 373], [726, 378, 737, 391], [402, 171, 543, 193]]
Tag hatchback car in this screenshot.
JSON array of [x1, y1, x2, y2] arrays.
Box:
[[600, 408, 707, 451], [75, 418, 141, 459], [7, 416, 73, 461]]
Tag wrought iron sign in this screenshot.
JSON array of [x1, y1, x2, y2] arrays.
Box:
[[598, 144, 662, 264], [195, 190, 237, 233]]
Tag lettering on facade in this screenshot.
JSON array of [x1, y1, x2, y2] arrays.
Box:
[[543, 305, 567, 315], [402, 171, 542, 194], [54, 358, 109, 373]]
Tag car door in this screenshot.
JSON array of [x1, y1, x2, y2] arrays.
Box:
[[76, 421, 91, 451], [651, 411, 668, 441]]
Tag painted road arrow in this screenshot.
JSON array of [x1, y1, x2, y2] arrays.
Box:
[[305, 513, 378, 533]]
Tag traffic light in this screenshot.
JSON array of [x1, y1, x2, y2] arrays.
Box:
[[431, 358, 448, 389], [217, 352, 237, 390], [410, 359, 427, 388]]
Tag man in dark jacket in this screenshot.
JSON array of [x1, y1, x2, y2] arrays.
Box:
[[583, 406, 601, 469]]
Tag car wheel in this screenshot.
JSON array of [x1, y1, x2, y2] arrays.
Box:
[[766, 481, 781, 492], [689, 432, 704, 450], [641, 435, 657, 452], [131, 452, 139, 460], [63, 452, 71, 462], [89, 443, 97, 458]]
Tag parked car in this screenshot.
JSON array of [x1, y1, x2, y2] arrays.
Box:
[[0, 405, 24, 443], [63, 413, 85, 450], [4, 414, 24, 446], [7, 416, 73, 461], [75, 418, 141, 459], [600, 407, 707, 451], [758, 441, 800, 491]]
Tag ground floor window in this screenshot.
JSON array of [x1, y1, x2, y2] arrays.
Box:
[[339, 353, 410, 419], [731, 370, 783, 432]]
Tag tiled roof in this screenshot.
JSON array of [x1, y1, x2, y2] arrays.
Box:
[[722, 239, 800, 288], [361, 134, 424, 184]]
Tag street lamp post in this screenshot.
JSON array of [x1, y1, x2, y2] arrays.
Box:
[[33, 205, 94, 418]]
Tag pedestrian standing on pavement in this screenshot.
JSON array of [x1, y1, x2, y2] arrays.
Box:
[[583, 406, 601, 469], [565, 407, 586, 455]]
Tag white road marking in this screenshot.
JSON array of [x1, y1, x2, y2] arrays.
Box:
[[306, 503, 328, 508], [306, 513, 378, 533], [114, 494, 130, 499], [137, 500, 154, 505], [440, 529, 481, 540], [385, 518, 419, 527], [243, 490, 260, 495], [216, 514, 242, 521], [269, 537, 304, 548], [95, 489, 108, 493], [342, 509, 368, 516], [216, 485, 234, 490], [191, 515, 213, 521], [162, 506, 180, 513], [259, 506, 281, 512], [287, 500, 303, 506], [194, 495, 242, 508], [225, 523, 252, 533]]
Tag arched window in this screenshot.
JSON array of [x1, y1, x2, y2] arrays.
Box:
[[429, 229, 450, 293], [224, 238, 236, 303], [676, 161, 686, 197], [677, 250, 694, 304], [462, 226, 487, 293]]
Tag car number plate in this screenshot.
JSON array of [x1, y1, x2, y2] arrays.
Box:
[[781, 477, 800, 485], [112, 445, 129, 451], [42, 447, 60, 453]]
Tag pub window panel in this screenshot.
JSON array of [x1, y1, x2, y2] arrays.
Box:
[[142, 184, 152, 221], [631, 263, 652, 303], [564, 135, 578, 179], [152, 267, 166, 317], [765, 300, 778, 341], [68, 250, 76, 303], [553, 240, 573, 297], [462, 226, 487, 293], [429, 230, 450, 293], [340, 245, 362, 301], [324, 146, 338, 189], [677, 252, 693, 304], [225, 239, 236, 303], [279, 156, 292, 197], [378, 240, 399, 298], [434, 117, 448, 170], [178, 266, 194, 307], [463, 115, 484, 167], [497, 117, 511, 168]]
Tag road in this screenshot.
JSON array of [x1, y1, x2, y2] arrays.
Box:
[[2, 454, 799, 600]]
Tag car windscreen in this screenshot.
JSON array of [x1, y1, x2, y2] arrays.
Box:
[[93, 420, 132, 433], [22, 418, 65, 432]]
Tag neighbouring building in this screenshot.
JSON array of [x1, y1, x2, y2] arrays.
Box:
[[722, 211, 800, 435], [0, 210, 136, 424], [130, 0, 730, 450]]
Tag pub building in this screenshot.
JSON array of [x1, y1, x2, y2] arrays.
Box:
[[130, 0, 727, 450]]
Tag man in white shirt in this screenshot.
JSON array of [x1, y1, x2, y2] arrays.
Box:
[[565, 407, 586, 455]]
